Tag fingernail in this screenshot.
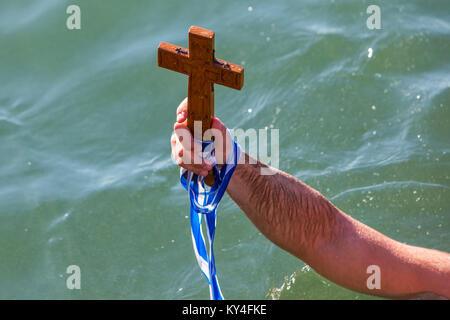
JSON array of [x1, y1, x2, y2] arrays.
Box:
[[177, 111, 187, 123]]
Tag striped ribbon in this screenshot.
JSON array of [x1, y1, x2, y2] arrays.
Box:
[[180, 135, 241, 300]]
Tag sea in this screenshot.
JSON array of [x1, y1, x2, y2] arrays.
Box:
[[0, 0, 448, 299]]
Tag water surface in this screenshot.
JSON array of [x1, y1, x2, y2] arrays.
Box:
[[0, 0, 449, 299]]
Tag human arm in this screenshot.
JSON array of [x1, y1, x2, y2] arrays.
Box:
[[171, 98, 450, 299], [227, 153, 450, 299]]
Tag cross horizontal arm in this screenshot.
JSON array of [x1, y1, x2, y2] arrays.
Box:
[[210, 58, 244, 90], [157, 42, 190, 75], [158, 43, 244, 90]]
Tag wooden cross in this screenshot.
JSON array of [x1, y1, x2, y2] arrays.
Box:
[[158, 26, 244, 185], [157, 26, 244, 141]]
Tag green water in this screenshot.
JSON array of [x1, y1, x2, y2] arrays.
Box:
[[0, 0, 449, 299]]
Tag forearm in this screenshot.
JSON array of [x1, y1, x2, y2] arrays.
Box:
[[227, 152, 342, 259], [227, 152, 450, 298], [170, 99, 449, 298]]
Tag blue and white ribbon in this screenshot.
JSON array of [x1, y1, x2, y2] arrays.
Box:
[[180, 134, 241, 300]]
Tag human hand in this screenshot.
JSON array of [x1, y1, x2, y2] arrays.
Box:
[[170, 98, 233, 177]]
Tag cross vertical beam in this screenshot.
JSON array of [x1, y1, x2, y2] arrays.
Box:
[[187, 27, 215, 137], [158, 26, 244, 140], [158, 26, 244, 184]]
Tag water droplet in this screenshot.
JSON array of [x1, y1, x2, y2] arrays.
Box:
[[248, 108, 252, 113], [248, 6, 253, 12], [371, 105, 376, 110], [368, 48, 373, 58], [301, 265, 311, 272]]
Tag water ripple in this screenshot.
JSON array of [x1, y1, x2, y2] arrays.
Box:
[[331, 181, 449, 201]]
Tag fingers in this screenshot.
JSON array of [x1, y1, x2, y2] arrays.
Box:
[[176, 99, 227, 136], [173, 121, 192, 149], [172, 97, 231, 174], [211, 117, 227, 135], [176, 97, 188, 123], [171, 125, 212, 177], [210, 117, 232, 165], [174, 121, 213, 166]]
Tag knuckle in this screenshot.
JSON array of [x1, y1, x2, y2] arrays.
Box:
[[171, 133, 177, 144]]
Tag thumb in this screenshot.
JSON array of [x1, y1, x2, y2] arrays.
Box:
[[211, 117, 228, 136], [210, 117, 232, 165]]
